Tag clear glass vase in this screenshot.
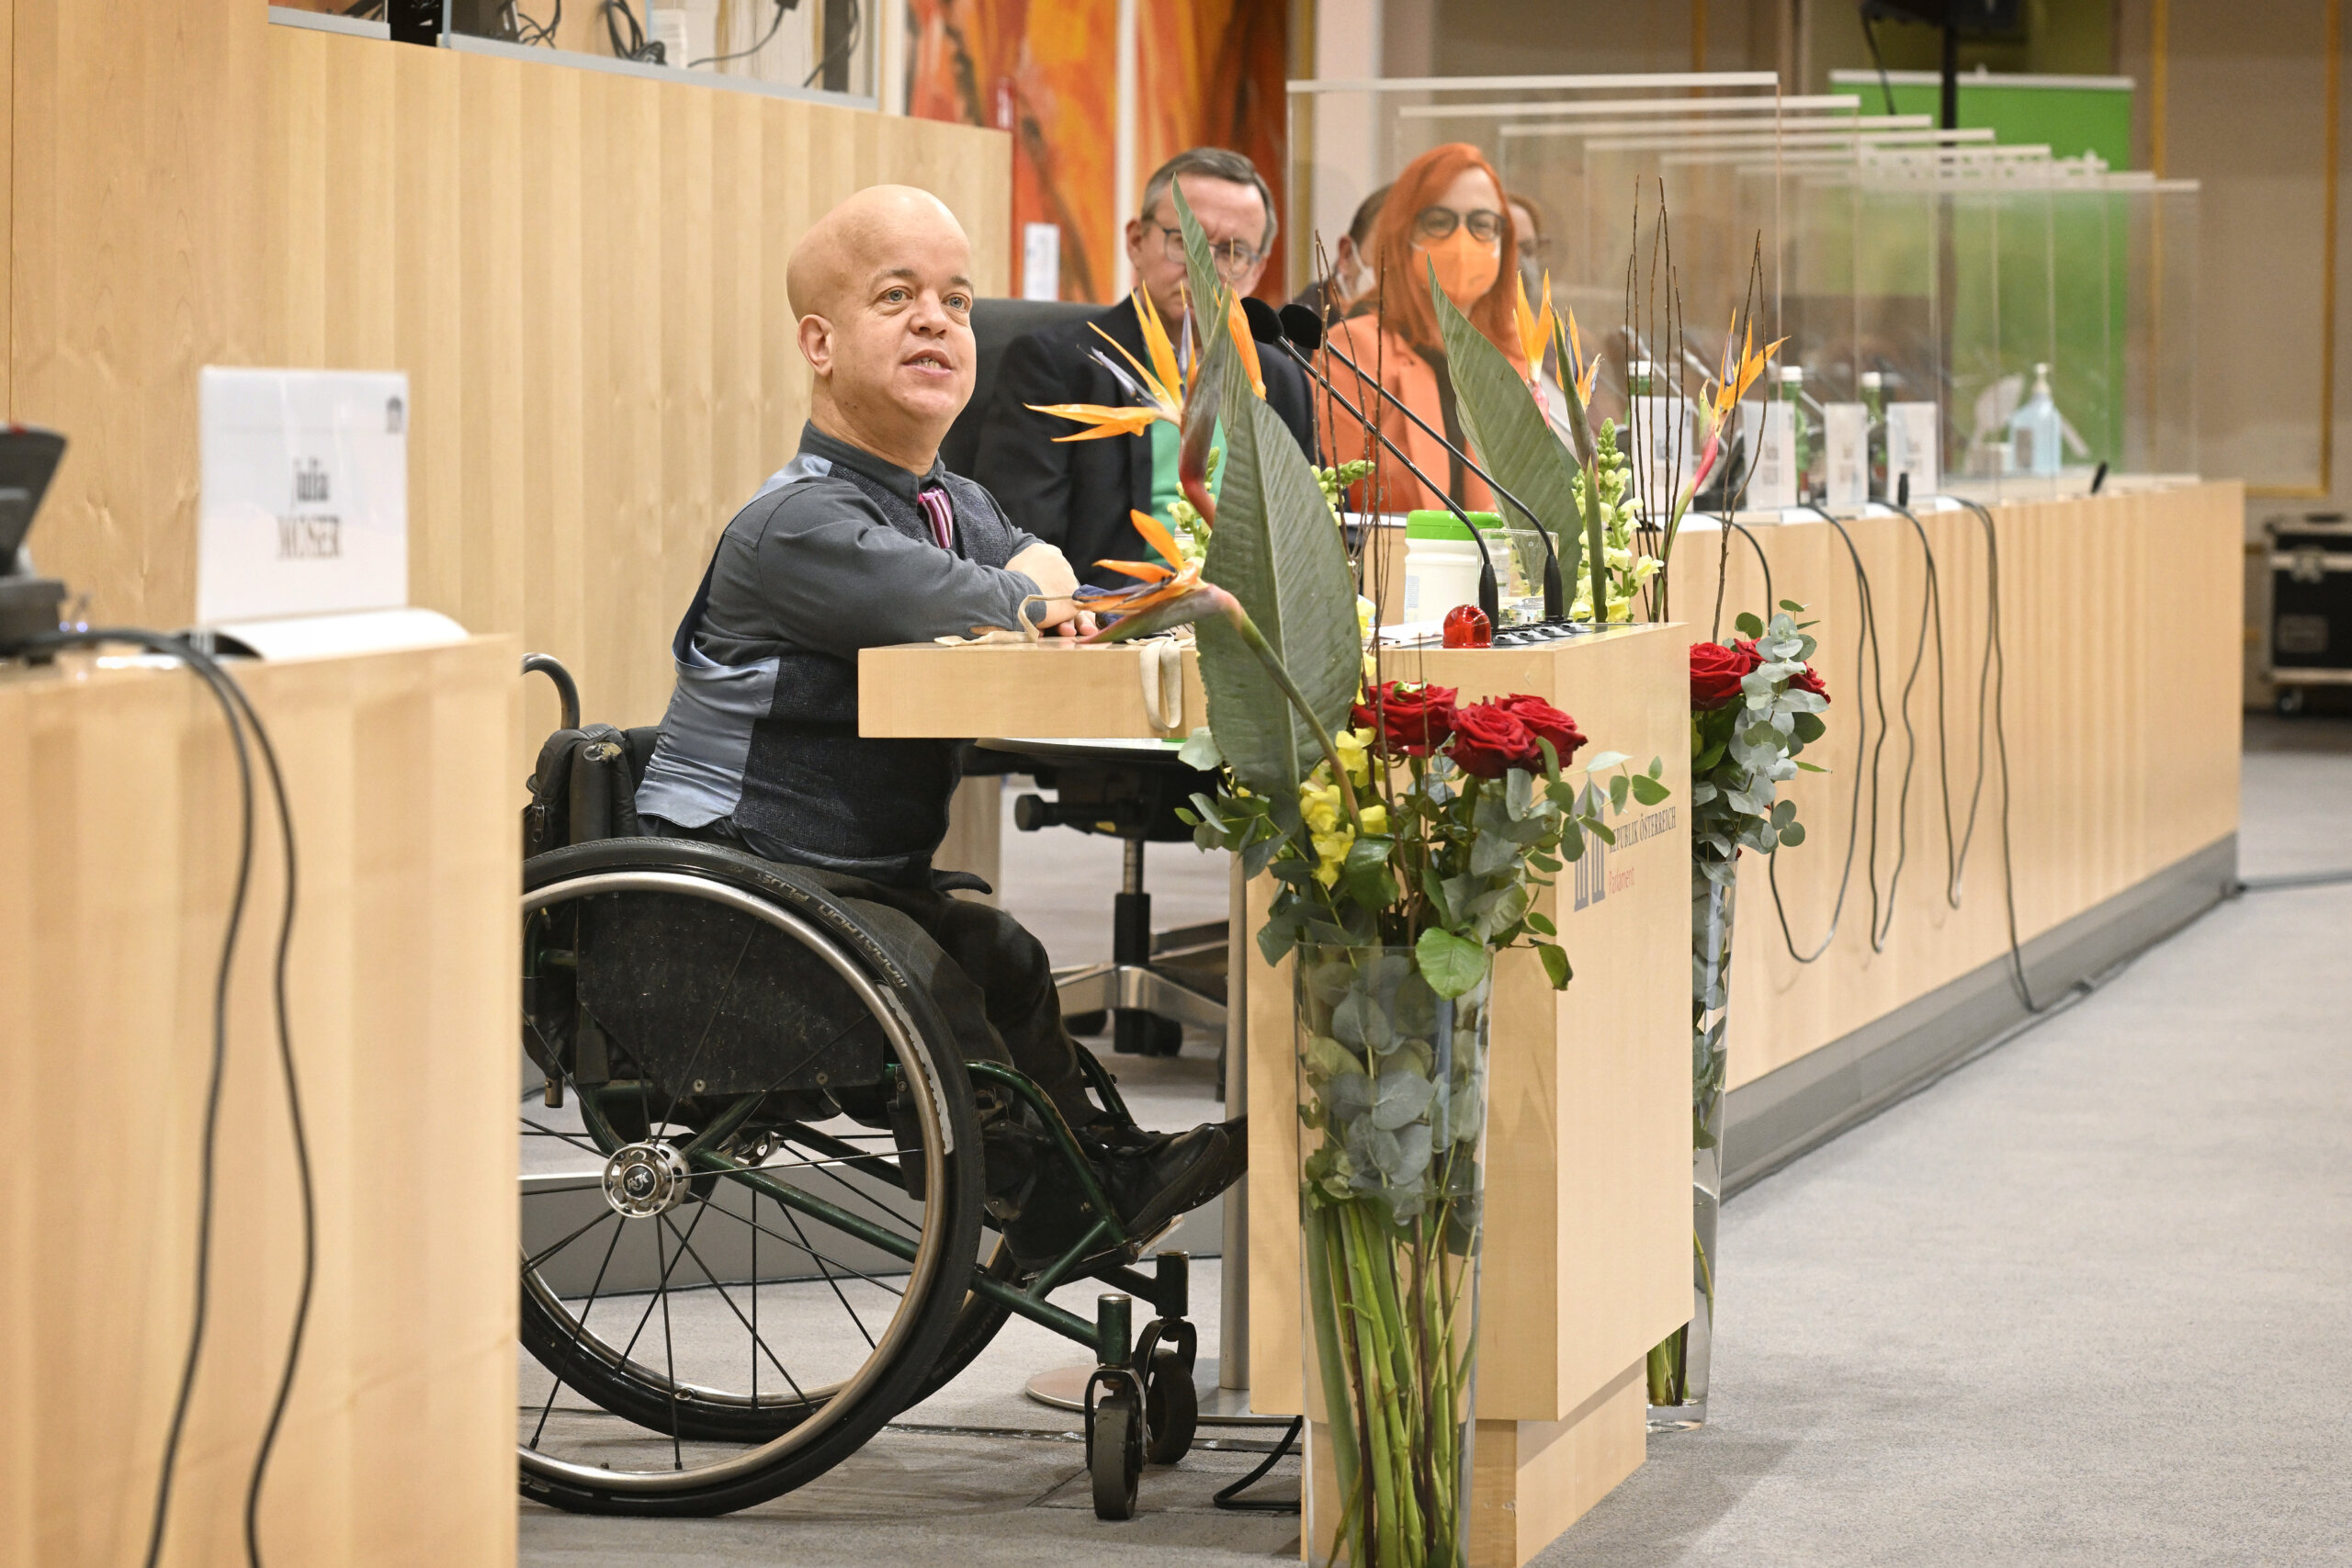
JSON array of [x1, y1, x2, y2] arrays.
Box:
[[1295, 942, 1492, 1568], [1648, 865, 1734, 1430]]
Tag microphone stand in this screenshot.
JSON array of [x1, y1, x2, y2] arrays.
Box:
[[1238, 312, 1501, 628], [1260, 299, 1567, 623]]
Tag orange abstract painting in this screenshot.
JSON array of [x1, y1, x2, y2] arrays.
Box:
[[905, 0, 1118, 304], [904, 0, 1290, 305], [1136, 0, 1291, 301]]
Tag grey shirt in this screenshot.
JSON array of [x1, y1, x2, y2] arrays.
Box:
[[635, 423, 1043, 885], [696, 423, 1042, 663]]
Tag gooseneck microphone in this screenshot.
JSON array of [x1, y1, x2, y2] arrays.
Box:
[[1234, 296, 1500, 626], [1257, 298, 1566, 623]]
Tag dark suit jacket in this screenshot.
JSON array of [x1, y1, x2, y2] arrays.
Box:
[[972, 298, 1319, 588]]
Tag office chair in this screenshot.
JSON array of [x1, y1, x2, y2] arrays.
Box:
[[944, 299, 1227, 1059]]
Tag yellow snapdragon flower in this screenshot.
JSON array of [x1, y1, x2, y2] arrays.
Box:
[[1332, 727, 1374, 789], [1360, 803, 1390, 836], [1301, 780, 1345, 835], [1311, 826, 1354, 886]]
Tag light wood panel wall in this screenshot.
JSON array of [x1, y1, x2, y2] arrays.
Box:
[[0, 638, 518, 1568], [1668, 482, 2244, 1089], [12, 1, 1010, 747]]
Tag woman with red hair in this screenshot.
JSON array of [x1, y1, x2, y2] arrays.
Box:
[[1320, 142, 1526, 514]]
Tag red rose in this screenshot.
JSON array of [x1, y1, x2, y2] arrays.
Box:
[[1493, 694, 1586, 770], [1690, 640, 1762, 711], [1448, 701, 1539, 779], [1352, 681, 1458, 756]]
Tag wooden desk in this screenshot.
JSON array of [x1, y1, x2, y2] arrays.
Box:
[[1665, 484, 2243, 1165], [0, 638, 518, 1568], [864, 626, 1692, 1565]]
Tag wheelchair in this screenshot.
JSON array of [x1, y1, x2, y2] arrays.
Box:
[[514, 655, 1202, 1520]]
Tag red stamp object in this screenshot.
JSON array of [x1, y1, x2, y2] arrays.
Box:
[[1442, 604, 1493, 649]]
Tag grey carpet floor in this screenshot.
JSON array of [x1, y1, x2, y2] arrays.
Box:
[[522, 730, 2352, 1566]]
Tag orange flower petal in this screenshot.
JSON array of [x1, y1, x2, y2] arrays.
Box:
[[1127, 508, 1187, 567], [1031, 402, 1165, 441], [1092, 557, 1177, 584], [1136, 289, 1184, 407], [1227, 294, 1267, 399]]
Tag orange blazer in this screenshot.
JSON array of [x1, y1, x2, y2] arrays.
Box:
[[1317, 315, 1526, 516]]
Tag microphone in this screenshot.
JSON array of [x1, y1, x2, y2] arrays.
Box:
[[1235, 297, 1501, 627], [1254, 298, 1566, 624]]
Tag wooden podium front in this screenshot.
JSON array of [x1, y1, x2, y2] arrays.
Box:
[[0, 638, 518, 1568], [863, 626, 1692, 1564]]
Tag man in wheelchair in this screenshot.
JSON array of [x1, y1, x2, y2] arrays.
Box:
[[631, 184, 1243, 1251]]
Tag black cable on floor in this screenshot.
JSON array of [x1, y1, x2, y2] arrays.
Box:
[[12, 629, 311, 1568], [1211, 1416, 1302, 1513]]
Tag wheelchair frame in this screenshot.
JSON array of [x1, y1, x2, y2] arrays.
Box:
[[515, 657, 1202, 1521]]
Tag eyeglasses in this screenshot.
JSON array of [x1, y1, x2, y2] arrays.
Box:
[[1146, 220, 1263, 280], [1414, 206, 1505, 244]]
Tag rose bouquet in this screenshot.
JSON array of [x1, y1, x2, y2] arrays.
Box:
[[1182, 678, 1662, 1568], [1043, 186, 1667, 1565], [1648, 605, 1828, 1427]]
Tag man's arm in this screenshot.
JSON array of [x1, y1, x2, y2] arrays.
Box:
[[970, 329, 1079, 550], [747, 488, 1050, 649]]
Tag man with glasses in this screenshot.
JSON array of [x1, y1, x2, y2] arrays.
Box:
[[974, 149, 1317, 586]]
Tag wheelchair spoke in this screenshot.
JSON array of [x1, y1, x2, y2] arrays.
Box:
[[658, 1213, 809, 1404], [769, 1189, 878, 1350], [615, 1197, 718, 1371], [529, 1214, 628, 1451], [696, 1197, 908, 1302], [524, 1207, 622, 1271], [651, 1211, 685, 1470]]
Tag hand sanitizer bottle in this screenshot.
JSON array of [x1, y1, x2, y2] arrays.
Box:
[[1860, 370, 1888, 501], [2007, 363, 2063, 479]]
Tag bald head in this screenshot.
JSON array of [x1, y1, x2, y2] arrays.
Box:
[[791, 186, 978, 474]]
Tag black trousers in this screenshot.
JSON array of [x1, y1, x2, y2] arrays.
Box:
[[647, 818, 1096, 1126]]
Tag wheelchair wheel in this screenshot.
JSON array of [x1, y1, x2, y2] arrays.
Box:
[[516, 840, 988, 1517]]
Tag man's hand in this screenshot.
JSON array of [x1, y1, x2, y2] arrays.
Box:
[[1009, 542, 1097, 637]]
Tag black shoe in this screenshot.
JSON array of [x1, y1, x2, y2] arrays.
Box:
[[1102, 1118, 1249, 1241]]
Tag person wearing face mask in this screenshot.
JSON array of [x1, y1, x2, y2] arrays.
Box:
[[1319, 143, 1525, 515], [1289, 183, 1389, 325]]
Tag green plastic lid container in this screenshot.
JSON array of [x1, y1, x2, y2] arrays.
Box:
[[1405, 509, 1503, 541]]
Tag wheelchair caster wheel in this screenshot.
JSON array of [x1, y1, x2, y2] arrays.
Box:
[[1091, 1380, 1144, 1519], [1143, 1348, 1197, 1464]]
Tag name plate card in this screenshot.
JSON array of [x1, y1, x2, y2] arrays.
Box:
[[198, 367, 410, 626], [1821, 402, 1868, 512]]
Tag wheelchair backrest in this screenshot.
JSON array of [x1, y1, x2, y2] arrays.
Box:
[[524, 724, 664, 858]]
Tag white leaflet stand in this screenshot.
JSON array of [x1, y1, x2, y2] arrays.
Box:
[[1888, 402, 1940, 502], [1740, 400, 1799, 513], [195, 367, 465, 659], [1821, 402, 1869, 512]]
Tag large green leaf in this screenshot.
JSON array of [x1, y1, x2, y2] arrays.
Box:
[[1171, 183, 1231, 484], [1428, 265, 1584, 594], [1198, 390, 1361, 797]]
